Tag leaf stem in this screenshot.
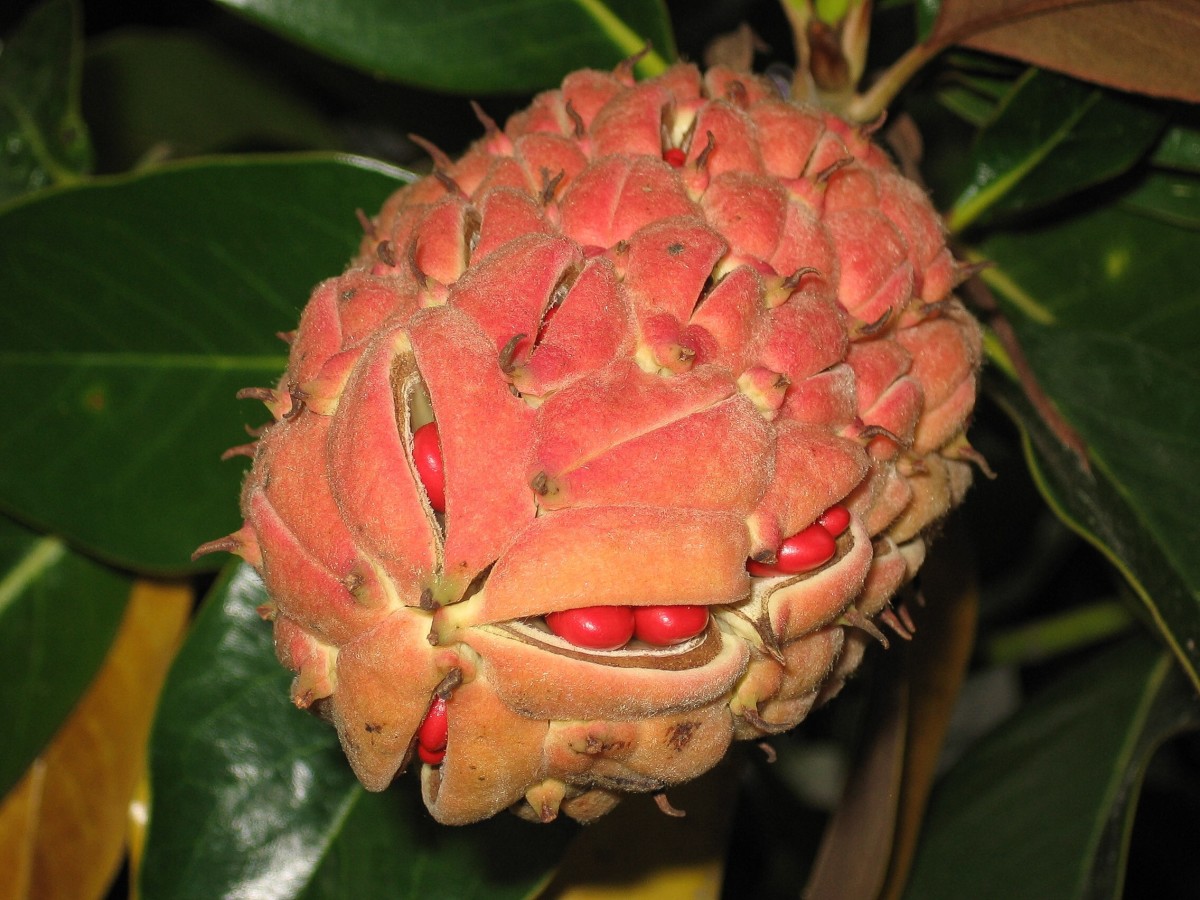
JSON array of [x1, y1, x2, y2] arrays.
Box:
[[987, 600, 1134, 666], [0, 536, 66, 616], [573, 0, 671, 76], [844, 40, 939, 122]]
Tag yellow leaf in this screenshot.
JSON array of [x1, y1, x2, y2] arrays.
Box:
[[0, 759, 46, 900], [0, 580, 190, 900], [541, 761, 738, 899]]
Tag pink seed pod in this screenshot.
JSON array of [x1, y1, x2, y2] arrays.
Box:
[[545, 606, 636, 650], [817, 504, 852, 537], [632, 605, 710, 646], [411, 422, 446, 512]]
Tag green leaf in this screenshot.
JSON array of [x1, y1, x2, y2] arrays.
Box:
[[83, 29, 341, 172], [0, 0, 92, 202], [915, 0, 940, 42], [210, 0, 676, 94], [1120, 170, 1200, 230], [0, 155, 409, 574], [1151, 123, 1200, 173], [904, 635, 1199, 899], [978, 202, 1200, 688], [0, 513, 128, 798], [935, 85, 994, 128], [947, 69, 1166, 232], [298, 788, 572, 900], [141, 563, 570, 900]]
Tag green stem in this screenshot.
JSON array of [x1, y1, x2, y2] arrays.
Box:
[[987, 601, 1135, 666], [0, 537, 66, 617], [844, 39, 939, 122], [573, 0, 671, 76], [0, 91, 84, 187], [946, 89, 1101, 233]]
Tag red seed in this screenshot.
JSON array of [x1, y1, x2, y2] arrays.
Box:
[[417, 695, 448, 753], [535, 302, 559, 343], [417, 744, 445, 765], [663, 147, 687, 167], [633, 605, 709, 646], [817, 504, 851, 537], [776, 523, 837, 572], [411, 422, 446, 512], [746, 523, 837, 577], [545, 606, 635, 650]]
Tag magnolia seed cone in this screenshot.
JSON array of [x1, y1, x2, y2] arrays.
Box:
[[203, 63, 983, 825]]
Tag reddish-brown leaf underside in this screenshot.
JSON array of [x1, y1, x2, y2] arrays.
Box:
[[930, 0, 1200, 103]]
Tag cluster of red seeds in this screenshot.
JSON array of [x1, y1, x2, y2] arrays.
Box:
[[411, 430, 850, 654]]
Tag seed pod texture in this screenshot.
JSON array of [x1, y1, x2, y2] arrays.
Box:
[[203, 63, 983, 825]]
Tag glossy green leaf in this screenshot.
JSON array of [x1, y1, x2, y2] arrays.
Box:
[[915, 0, 940, 42], [1151, 123, 1200, 172], [0, 0, 92, 203], [83, 29, 340, 172], [987, 367, 1200, 691], [0, 155, 408, 574], [978, 202, 1200, 688], [947, 69, 1165, 231], [1120, 170, 1200, 230], [935, 85, 994, 128], [0, 513, 128, 798], [211, 0, 676, 94], [298, 787, 572, 900], [141, 563, 360, 900], [904, 635, 1199, 899], [142, 563, 570, 900]]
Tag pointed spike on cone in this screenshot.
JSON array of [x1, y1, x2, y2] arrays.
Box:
[[614, 44, 652, 82], [952, 258, 993, 287], [409, 133, 454, 170], [564, 100, 586, 138], [654, 792, 687, 818], [858, 110, 888, 138], [235, 386, 276, 403], [946, 436, 997, 479], [814, 155, 853, 183], [191, 524, 261, 567], [220, 442, 257, 461], [854, 423, 908, 451], [850, 306, 893, 339], [840, 607, 889, 648], [355, 208, 375, 240], [758, 741, 777, 763], [879, 607, 914, 641], [469, 100, 500, 136]]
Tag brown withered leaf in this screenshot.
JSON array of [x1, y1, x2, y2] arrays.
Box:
[[805, 520, 979, 900], [878, 521, 979, 900], [0, 581, 191, 900], [929, 0, 1200, 102]]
